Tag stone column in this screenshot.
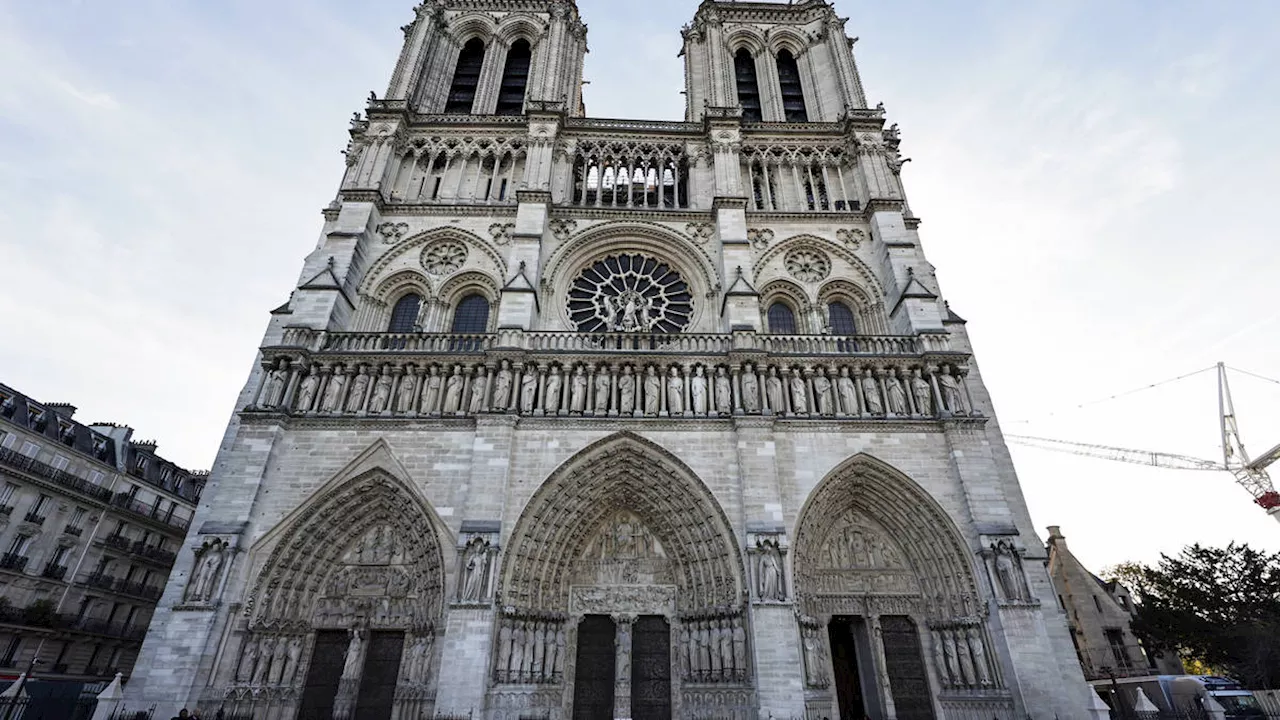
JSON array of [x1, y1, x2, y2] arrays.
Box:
[[614, 614, 636, 719]]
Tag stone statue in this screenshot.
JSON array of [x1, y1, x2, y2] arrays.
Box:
[[520, 368, 537, 413], [616, 619, 632, 680], [618, 366, 636, 413], [321, 369, 346, 413], [594, 367, 611, 413], [885, 370, 908, 415], [531, 622, 547, 680], [968, 627, 992, 685], [396, 370, 417, 413], [911, 368, 933, 415], [510, 622, 526, 681], [939, 365, 967, 414], [765, 366, 784, 413], [443, 365, 464, 413], [553, 626, 566, 677], [569, 365, 588, 413], [185, 541, 225, 603], [496, 622, 513, 680], [237, 636, 259, 683], [718, 620, 733, 680], [263, 361, 288, 408], [423, 365, 443, 413], [345, 368, 370, 412], [932, 630, 953, 686], [342, 628, 366, 679], [942, 631, 960, 686], [758, 543, 783, 601], [643, 366, 661, 415], [270, 635, 289, 684], [861, 368, 883, 414], [666, 366, 684, 414], [369, 369, 393, 413], [545, 366, 563, 413], [731, 620, 746, 679], [956, 628, 977, 686], [468, 366, 489, 414], [789, 371, 808, 414], [802, 625, 827, 687], [461, 539, 488, 602], [812, 368, 834, 415], [690, 365, 708, 414], [714, 367, 731, 415], [492, 360, 513, 411], [993, 542, 1028, 601], [295, 369, 319, 412], [252, 636, 273, 685], [285, 636, 304, 685], [837, 366, 858, 415], [741, 364, 760, 413]]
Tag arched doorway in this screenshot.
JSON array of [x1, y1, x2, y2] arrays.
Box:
[[495, 433, 750, 720], [225, 466, 446, 720], [793, 455, 1008, 720]]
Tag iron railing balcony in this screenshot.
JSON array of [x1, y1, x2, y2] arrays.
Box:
[[41, 562, 68, 580], [130, 540, 176, 565], [79, 572, 119, 591], [0, 553, 29, 572], [63, 524, 83, 537], [1076, 644, 1167, 681], [0, 446, 113, 502], [22, 511, 45, 525]]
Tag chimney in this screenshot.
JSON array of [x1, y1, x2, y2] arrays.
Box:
[[46, 403, 77, 419], [1046, 526, 1064, 543]]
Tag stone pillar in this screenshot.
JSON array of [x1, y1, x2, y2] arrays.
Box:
[[614, 614, 636, 719]]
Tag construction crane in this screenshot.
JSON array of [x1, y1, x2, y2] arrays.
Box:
[[1006, 363, 1280, 524]]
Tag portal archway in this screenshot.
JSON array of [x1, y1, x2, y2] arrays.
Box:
[[495, 432, 750, 720]]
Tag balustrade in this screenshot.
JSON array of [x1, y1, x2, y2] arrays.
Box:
[[565, 138, 690, 210], [741, 144, 861, 213]]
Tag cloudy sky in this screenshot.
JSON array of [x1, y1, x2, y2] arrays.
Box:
[[2, 0, 1278, 573]]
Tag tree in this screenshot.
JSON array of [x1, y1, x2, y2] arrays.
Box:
[[1106, 543, 1280, 688]]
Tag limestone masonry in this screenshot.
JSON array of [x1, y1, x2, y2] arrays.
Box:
[[128, 1, 1094, 718]]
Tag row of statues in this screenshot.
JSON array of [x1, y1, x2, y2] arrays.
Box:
[[678, 613, 749, 684], [235, 633, 306, 687], [494, 615, 567, 684], [932, 625, 995, 689], [259, 357, 975, 420]]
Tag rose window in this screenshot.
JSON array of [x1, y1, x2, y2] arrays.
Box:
[[784, 247, 830, 283], [567, 253, 693, 333], [421, 240, 468, 276]]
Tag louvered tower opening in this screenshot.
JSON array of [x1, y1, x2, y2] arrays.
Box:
[[496, 39, 532, 115], [735, 49, 762, 122], [776, 49, 808, 122], [445, 38, 486, 113]]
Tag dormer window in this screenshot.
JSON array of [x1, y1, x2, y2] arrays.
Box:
[[92, 436, 109, 460], [134, 455, 149, 474], [27, 404, 47, 432], [0, 393, 14, 418], [58, 421, 76, 446]]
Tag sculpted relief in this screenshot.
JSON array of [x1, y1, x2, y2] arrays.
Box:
[[575, 510, 671, 586], [808, 513, 918, 597]]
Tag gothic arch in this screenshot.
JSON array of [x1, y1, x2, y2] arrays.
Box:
[[793, 453, 981, 622], [753, 234, 885, 298], [449, 13, 499, 44], [817, 278, 889, 335], [758, 278, 810, 333], [359, 226, 506, 298], [495, 13, 546, 45], [764, 28, 809, 58], [724, 26, 768, 56], [500, 432, 744, 614]]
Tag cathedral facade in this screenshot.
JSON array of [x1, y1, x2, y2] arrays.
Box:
[[128, 1, 1093, 718]]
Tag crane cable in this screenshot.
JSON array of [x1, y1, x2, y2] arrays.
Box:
[[1010, 364, 1217, 424], [1227, 366, 1280, 387]]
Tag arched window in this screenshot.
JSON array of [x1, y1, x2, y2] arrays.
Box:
[[776, 49, 808, 122], [451, 294, 490, 334], [767, 302, 797, 334], [828, 302, 857, 335], [734, 49, 762, 122], [388, 294, 422, 333], [496, 39, 532, 115], [445, 38, 486, 114]]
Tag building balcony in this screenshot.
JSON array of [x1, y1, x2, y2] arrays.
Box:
[[53, 614, 145, 641], [130, 540, 176, 565], [41, 562, 68, 580], [0, 446, 114, 503], [115, 579, 162, 600], [63, 524, 83, 537], [101, 533, 131, 551], [1077, 644, 1161, 681], [0, 553, 29, 572], [22, 511, 46, 525], [80, 571, 119, 591], [108, 493, 191, 533], [0, 505, 12, 516]]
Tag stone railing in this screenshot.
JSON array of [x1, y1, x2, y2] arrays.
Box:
[[252, 330, 976, 423]]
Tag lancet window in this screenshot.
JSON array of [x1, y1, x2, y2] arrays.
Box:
[[767, 302, 797, 334], [451, 294, 491, 334], [496, 39, 532, 115], [776, 49, 808, 122], [388, 294, 422, 333], [828, 301, 856, 336], [735, 49, 763, 122], [569, 140, 689, 210], [742, 146, 858, 212], [445, 38, 486, 114]]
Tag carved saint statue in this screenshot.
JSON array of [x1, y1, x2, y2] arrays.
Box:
[[618, 366, 636, 414], [491, 360, 513, 411], [422, 365, 443, 413], [263, 361, 288, 408], [666, 366, 685, 414], [765, 367, 784, 413], [594, 367, 611, 413], [789, 371, 808, 414], [342, 628, 367, 679], [321, 369, 346, 413], [461, 538, 488, 602], [252, 636, 273, 685], [993, 541, 1028, 602], [520, 368, 537, 414], [443, 366, 464, 413], [911, 368, 933, 415], [295, 368, 319, 412], [885, 370, 908, 415], [469, 366, 489, 414], [837, 366, 858, 415], [569, 365, 588, 413], [369, 370, 393, 413], [757, 542, 783, 601], [741, 364, 760, 413], [285, 636, 304, 685], [968, 627, 992, 685], [801, 624, 828, 688], [185, 541, 225, 603], [714, 366, 732, 415], [933, 630, 953, 686], [345, 368, 370, 412], [812, 368, 834, 415], [939, 365, 967, 414], [237, 636, 259, 683], [270, 636, 290, 684], [396, 370, 417, 413], [690, 365, 708, 414], [643, 366, 661, 415], [861, 369, 884, 414], [545, 367, 563, 413]]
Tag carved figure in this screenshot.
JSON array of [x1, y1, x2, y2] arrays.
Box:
[[545, 367, 563, 413], [496, 623, 513, 680], [594, 367, 611, 412], [618, 366, 636, 414], [237, 637, 259, 683], [802, 625, 828, 687], [520, 368, 537, 413], [570, 365, 588, 413], [860, 369, 884, 414], [912, 368, 933, 415], [789, 371, 808, 414], [643, 366, 660, 415], [186, 541, 225, 603], [252, 636, 273, 684], [968, 627, 992, 685], [346, 368, 370, 412], [993, 542, 1028, 601], [942, 631, 960, 686], [714, 367, 731, 415], [939, 365, 967, 414], [667, 366, 685, 414], [443, 366, 464, 413], [263, 361, 288, 408], [616, 620, 632, 680], [369, 370, 393, 413], [956, 628, 977, 686], [342, 628, 366, 679], [321, 369, 346, 412], [691, 366, 708, 414], [396, 370, 417, 413], [732, 620, 746, 679], [469, 366, 489, 414], [511, 622, 526, 681], [758, 543, 783, 601], [492, 360, 513, 411], [423, 366, 443, 413], [461, 538, 488, 602], [885, 371, 908, 415], [933, 630, 953, 686], [836, 366, 858, 414], [295, 370, 319, 412], [270, 635, 289, 684], [285, 636, 304, 685], [765, 367, 784, 412], [812, 368, 834, 415], [741, 364, 760, 413]]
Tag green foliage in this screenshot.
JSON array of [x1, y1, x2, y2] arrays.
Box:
[[23, 598, 56, 627], [1107, 543, 1280, 688]]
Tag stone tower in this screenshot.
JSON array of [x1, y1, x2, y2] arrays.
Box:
[[127, 1, 1093, 718]]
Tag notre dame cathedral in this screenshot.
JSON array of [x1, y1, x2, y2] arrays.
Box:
[[127, 1, 1094, 718]]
